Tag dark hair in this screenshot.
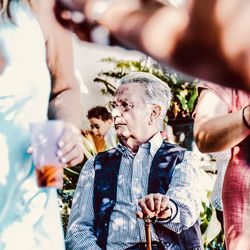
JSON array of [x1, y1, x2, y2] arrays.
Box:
[[87, 106, 112, 121]]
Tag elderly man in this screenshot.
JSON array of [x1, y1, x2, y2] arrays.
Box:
[[66, 72, 202, 250]]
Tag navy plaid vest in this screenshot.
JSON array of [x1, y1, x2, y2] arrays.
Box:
[[93, 141, 203, 250]]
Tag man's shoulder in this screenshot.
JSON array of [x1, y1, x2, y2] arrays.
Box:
[[153, 141, 188, 167], [95, 147, 120, 158], [94, 147, 121, 166], [160, 141, 186, 153]]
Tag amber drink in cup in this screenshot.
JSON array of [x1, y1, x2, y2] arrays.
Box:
[[30, 120, 64, 188]]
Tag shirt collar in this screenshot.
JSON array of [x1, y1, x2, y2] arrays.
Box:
[[147, 131, 164, 157], [116, 132, 163, 158], [117, 143, 133, 158]]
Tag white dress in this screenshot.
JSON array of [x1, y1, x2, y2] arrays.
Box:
[[0, 2, 65, 249]]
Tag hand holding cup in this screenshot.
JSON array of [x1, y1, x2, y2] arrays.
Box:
[[30, 120, 65, 188]]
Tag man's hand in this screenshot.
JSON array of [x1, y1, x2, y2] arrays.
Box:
[[56, 122, 84, 167], [137, 193, 172, 220]]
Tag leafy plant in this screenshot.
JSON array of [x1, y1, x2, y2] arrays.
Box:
[[94, 56, 198, 120], [200, 202, 225, 250]]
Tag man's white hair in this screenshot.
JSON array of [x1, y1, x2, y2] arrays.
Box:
[[118, 72, 172, 123]]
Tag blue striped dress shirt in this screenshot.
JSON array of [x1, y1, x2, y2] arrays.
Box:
[[66, 132, 201, 250]]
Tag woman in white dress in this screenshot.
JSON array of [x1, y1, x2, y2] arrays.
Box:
[[0, 1, 84, 249]]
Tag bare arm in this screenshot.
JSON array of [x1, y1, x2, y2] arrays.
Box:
[[194, 90, 250, 153], [99, 0, 250, 90], [84, 1, 189, 64], [33, 0, 82, 127], [31, 0, 84, 166], [60, 0, 250, 90]]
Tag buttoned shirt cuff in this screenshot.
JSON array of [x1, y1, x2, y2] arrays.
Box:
[[155, 199, 179, 224]]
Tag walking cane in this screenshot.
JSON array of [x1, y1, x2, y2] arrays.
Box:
[[144, 215, 152, 250]]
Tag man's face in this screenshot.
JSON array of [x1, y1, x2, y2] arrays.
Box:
[[112, 83, 154, 143], [89, 118, 112, 138]]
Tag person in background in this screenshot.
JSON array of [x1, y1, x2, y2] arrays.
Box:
[[66, 72, 202, 250], [194, 82, 250, 249], [0, 0, 84, 249], [86, 106, 117, 152]]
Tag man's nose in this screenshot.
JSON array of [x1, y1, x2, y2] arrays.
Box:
[[111, 107, 122, 117], [92, 128, 98, 135]]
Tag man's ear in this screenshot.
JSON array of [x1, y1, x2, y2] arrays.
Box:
[[107, 119, 113, 126], [151, 105, 162, 120]]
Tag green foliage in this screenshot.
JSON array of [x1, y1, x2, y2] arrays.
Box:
[[205, 233, 225, 250], [200, 202, 225, 250], [94, 57, 198, 119], [200, 201, 213, 234]]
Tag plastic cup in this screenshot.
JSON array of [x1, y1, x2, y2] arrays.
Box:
[[30, 120, 64, 188]]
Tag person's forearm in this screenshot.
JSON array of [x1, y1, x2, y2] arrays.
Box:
[[46, 35, 82, 128], [162, 198, 199, 233], [84, 1, 188, 61], [59, 0, 250, 89], [163, 154, 200, 233], [33, 0, 82, 128], [66, 227, 102, 250], [116, 7, 188, 62], [194, 109, 250, 153], [84, 0, 250, 90], [48, 87, 82, 128]]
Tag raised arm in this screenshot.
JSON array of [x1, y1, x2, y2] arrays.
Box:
[[59, 0, 250, 90], [194, 89, 250, 153]]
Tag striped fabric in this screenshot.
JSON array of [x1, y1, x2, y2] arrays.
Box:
[[210, 150, 231, 211], [66, 132, 201, 250]]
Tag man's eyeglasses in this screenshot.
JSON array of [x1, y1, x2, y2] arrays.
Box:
[[106, 101, 134, 113]]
